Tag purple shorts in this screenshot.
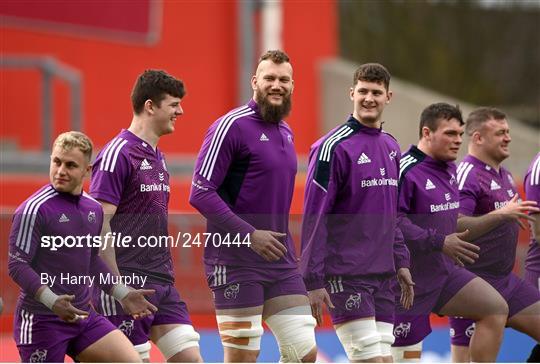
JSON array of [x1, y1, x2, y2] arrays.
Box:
[[205, 264, 307, 309], [326, 274, 394, 325], [14, 307, 116, 362], [393, 267, 475, 346], [449, 272, 540, 346], [95, 282, 192, 345], [524, 269, 540, 291]]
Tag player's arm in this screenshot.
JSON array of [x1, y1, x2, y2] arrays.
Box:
[[189, 121, 286, 261], [457, 194, 539, 240], [8, 208, 88, 322], [96, 201, 121, 276]]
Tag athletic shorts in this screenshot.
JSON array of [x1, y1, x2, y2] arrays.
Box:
[[14, 307, 116, 362], [95, 282, 192, 345], [205, 264, 307, 310], [449, 272, 540, 346], [393, 267, 476, 346], [325, 274, 395, 325]]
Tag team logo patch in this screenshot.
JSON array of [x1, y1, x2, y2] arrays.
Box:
[[450, 328, 456, 337], [30, 349, 47, 363], [450, 174, 456, 185], [389, 150, 397, 161], [345, 293, 361, 311], [224, 283, 240, 299], [393, 322, 411, 338], [287, 134, 293, 143], [118, 319, 135, 337], [88, 211, 96, 223], [465, 322, 476, 338]]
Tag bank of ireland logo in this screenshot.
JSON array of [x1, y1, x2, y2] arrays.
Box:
[[345, 293, 361, 311], [380, 168, 386, 176], [30, 349, 47, 363], [118, 319, 135, 336], [445, 193, 451, 201], [88, 211, 96, 223], [224, 283, 240, 299], [393, 322, 411, 338], [465, 322, 476, 338]]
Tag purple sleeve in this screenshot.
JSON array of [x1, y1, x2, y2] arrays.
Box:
[[90, 149, 131, 206], [8, 209, 45, 297], [458, 172, 479, 216], [189, 121, 255, 235], [397, 177, 445, 252], [393, 227, 411, 269], [300, 146, 339, 290]]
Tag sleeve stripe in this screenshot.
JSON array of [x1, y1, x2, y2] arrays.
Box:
[[100, 137, 121, 171], [200, 107, 255, 181], [16, 187, 58, 254], [82, 191, 100, 204], [399, 155, 417, 179], [458, 163, 474, 191], [319, 125, 353, 162], [531, 154, 540, 186], [200, 106, 250, 179], [100, 138, 128, 173], [456, 162, 469, 183], [107, 139, 128, 172]]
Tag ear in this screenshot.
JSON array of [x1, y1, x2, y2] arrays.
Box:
[[472, 131, 482, 144], [251, 75, 257, 91], [421, 126, 431, 139], [386, 90, 393, 104], [349, 87, 355, 101], [83, 163, 92, 178], [144, 99, 154, 115]]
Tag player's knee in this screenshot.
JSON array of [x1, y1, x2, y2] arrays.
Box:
[[134, 341, 152, 361], [155, 325, 200, 361], [265, 307, 317, 363], [217, 315, 264, 351], [376, 321, 395, 358], [336, 319, 382, 361], [391, 341, 422, 363]]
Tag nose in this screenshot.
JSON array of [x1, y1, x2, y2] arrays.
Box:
[[57, 164, 67, 176], [364, 92, 374, 102], [176, 105, 183, 115]]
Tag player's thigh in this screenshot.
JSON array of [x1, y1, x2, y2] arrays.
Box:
[[76, 329, 140, 362], [507, 301, 540, 341], [438, 277, 508, 319]]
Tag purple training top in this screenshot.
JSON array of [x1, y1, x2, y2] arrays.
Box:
[[456, 154, 519, 277], [189, 100, 298, 268], [90, 129, 174, 283], [301, 116, 410, 291], [398, 145, 461, 296], [525, 152, 540, 273], [8, 184, 114, 314]]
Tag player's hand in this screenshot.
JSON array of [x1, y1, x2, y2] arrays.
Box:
[[397, 268, 415, 310], [51, 295, 89, 323], [442, 230, 480, 267], [249, 230, 287, 262], [120, 289, 157, 320], [493, 194, 539, 229], [307, 288, 334, 326]]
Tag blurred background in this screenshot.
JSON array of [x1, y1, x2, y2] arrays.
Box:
[[1, 0, 538, 361]]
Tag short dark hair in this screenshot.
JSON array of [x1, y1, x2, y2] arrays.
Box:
[[353, 63, 391, 90], [465, 107, 506, 136], [131, 69, 185, 115], [419, 103, 463, 138], [259, 50, 290, 64]]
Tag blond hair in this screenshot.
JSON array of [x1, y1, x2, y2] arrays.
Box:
[[53, 131, 93, 162]]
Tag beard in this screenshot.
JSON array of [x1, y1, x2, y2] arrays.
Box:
[[255, 89, 292, 124]]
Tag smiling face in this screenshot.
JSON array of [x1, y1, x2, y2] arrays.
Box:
[[252, 59, 294, 123], [151, 93, 183, 136], [50, 145, 91, 195], [350, 80, 392, 128], [422, 118, 464, 162], [475, 118, 511, 163]]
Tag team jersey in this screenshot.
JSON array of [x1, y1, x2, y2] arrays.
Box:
[[456, 154, 519, 277], [8, 185, 114, 314], [398, 145, 461, 296], [525, 152, 540, 272], [301, 116, 409, 291], [189, 99, 298, 268], [90, 129, 174, 283]]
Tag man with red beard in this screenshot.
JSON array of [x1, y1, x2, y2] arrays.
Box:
[[190, 50, 317, 362]]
